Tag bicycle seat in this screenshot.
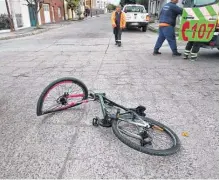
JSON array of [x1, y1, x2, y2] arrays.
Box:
[[129, 105, 146, 117]]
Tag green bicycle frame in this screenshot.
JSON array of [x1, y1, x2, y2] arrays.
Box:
[[94, 93, 150, 128]]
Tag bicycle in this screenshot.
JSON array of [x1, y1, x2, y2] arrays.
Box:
[[36, 77, 180, 156]]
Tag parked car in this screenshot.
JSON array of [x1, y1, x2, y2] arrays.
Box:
[[123, 4, 150, 32]]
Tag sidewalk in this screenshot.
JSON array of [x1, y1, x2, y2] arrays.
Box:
[[0, 18, 92, 41], [148, 21, 180, 36]]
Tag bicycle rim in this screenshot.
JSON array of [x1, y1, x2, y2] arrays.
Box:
[[37, 78, 88, 115], [112, 117, 180, 156]]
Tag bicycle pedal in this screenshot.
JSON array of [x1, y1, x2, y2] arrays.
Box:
[[98, 118, 112, 128], [92, 117, 100, 127]]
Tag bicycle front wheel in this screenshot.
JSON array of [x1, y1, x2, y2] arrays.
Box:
[[112, 117, 180, 156], [37, 77, 88, 116]]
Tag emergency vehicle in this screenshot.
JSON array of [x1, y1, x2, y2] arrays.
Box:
[[179, 0, 219, 50], [122, 4, 150, 32]]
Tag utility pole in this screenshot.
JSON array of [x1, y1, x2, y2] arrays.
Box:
[[8, 0, 18, 30], [63, 0, 66, 21], [5, 0, 15, 31], [90, 0, 92, 17]]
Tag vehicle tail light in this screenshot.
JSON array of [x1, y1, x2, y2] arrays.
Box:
[[209, 41, 215, 46], [146, 15, 150, 21], [216, 19, 219, 29]]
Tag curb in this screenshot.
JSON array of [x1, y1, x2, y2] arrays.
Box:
[[0, 19, 85, 41], [0, 28, 50, 41], [148, 24, 158, 33]]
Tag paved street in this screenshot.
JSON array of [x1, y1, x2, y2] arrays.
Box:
[[0, 14, 219, 178]]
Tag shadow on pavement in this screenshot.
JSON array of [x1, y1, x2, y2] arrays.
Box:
[[123, 27, 144, 33], [199, 51, 219, 61]]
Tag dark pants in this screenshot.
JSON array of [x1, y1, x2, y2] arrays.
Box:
[[185, 42, 200, 53], [184, 42, 200, 59], [114, 27, 122, 44], [154, 26, 177, 53]]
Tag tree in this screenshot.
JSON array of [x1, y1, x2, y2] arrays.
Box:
[[106, 3, 116, 11], [120, 0, 125, 7], [26, 0, 44, 28], [66, 0, 80, 19], [136, 0, 149, 11], [122, 0, 136, 5]]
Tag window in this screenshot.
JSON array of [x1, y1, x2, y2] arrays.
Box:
[[124, 6, 146, 13], [194, 0, 216, 6], [183, 0, 217, 7], [43, 4, 49, 11]]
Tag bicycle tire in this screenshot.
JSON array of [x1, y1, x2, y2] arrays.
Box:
[[112, 117, 180, 156], [37, 77, 88, 116]]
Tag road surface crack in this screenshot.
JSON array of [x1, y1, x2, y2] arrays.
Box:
[[57, 129, 79, 179]]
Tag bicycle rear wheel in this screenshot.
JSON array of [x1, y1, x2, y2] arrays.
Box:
[[112, 117, 180, 156], [37, 77, 88, 116]]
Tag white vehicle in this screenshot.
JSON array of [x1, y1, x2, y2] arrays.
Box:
[[122, 4, 150, 32]]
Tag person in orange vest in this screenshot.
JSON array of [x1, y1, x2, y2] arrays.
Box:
[[111, 5, 126, 47]]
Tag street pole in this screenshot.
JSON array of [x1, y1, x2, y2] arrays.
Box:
[[5, 0, 15, 31], [63, 0, 66, 21], [8, 0, 17, 30], [90, 0, 92, 17]]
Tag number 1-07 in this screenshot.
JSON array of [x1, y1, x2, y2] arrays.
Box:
[[182, 21, 215, 41]]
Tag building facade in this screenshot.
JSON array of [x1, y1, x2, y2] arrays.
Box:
[[85, 0, 96, 9], [39, 0, 64, 24], [0, 0, 65, 31], [148, 0, 183, 18], [148, 0, 183, 24], [0, 0, 31, 31], [95, 0, 107, 9], [64, 0, 85, 20]]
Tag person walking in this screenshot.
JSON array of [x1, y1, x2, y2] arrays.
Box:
[[111, 5, 126, 47], [153, 0, 183, 56]]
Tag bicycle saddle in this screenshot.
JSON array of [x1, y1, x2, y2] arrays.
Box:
[[130, 105, 146, 117]]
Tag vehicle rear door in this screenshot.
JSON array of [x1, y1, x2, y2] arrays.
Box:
[[179, 3, 219, 42], [125, 5, 146, 23]]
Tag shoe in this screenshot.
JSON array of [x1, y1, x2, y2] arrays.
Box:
[[118, 43, 121, 47], [115, 42, 118, 45], [153, 51, 161, 55], [172, 52, 182, 56], [183, 54, 189, 59], [190, 57, 197, 61]]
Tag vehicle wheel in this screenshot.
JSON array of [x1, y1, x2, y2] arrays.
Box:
[[112, 117, 180, 156], [142, 25, 147, 32], [37, 77, 88, 116]]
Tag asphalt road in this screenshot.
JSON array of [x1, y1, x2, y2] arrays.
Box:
[[0, 14, 219, 178]]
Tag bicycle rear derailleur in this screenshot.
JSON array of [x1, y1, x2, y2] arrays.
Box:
[[139, 130, 152, 146]]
